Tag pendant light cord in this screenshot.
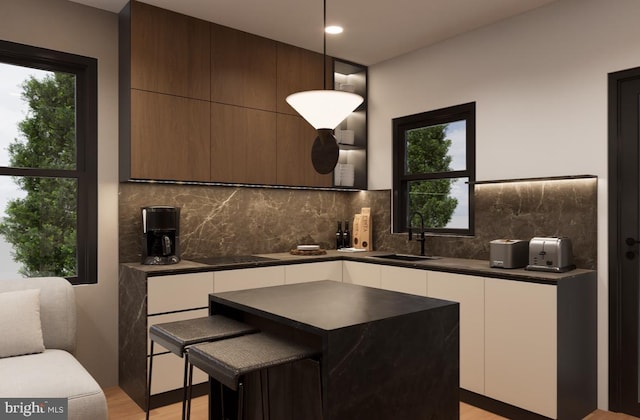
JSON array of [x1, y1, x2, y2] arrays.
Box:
[[323, 0, 327, 90]]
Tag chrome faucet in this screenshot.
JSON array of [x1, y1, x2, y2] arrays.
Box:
[[408, 212, 426, 256]]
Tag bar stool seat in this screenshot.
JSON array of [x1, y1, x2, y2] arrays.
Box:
[[187, 332, 320, 419], [146, 316, 257, 420]]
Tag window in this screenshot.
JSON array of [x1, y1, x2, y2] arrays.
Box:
[[0, 40, 97, 284], [392, 102, 475, 235]]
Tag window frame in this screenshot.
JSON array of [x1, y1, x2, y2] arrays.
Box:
[[392, 102, 476, 235], [0, 40, 98, 284]]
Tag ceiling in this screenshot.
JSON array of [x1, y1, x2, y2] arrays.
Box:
[[68, 0, 557, 65]]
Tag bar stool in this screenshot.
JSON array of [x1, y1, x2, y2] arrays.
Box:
[[146, 316, 258, 420], [186, 332, 320, 420]]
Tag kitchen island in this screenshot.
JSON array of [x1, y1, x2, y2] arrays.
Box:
[[208, 280, 460, 420]]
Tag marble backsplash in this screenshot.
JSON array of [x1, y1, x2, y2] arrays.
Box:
[[119, 183, 354, 262], [119, 177, 597, 269]]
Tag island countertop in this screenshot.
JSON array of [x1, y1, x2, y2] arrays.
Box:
[[209, 279, 456, 333]]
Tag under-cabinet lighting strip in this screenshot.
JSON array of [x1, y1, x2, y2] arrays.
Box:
[[470, 174, 596, 185], [127, 178, 362, 192]]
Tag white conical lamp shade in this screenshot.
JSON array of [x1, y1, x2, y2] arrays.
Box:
[[286, 90, 363, 130]]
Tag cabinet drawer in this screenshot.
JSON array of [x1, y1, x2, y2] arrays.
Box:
[[214, 266, 285, 292], [284, 261, 342, 284], [149, 352, 208, 395], [380, 265, 427, 296], [147, 308, 209, 354], [147, 272, 214, 315]]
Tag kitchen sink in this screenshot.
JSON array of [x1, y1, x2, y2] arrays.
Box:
[[371, 254, 439, 262]]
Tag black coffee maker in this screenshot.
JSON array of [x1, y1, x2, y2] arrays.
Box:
[[141, 206, 180, 265]]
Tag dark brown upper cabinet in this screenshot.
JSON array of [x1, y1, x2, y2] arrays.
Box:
[[276, 114, 333, 187], [119, 1, 365, 188], [131, 90, 211, 182], [120, 1, 211, 182], [211, 24, 277, 112], [276, 43, 329, 116], [129, 0, 210, 100], [211, 103, 277, 185]]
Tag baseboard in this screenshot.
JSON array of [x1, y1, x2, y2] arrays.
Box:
[[460, 389, 552, 420]]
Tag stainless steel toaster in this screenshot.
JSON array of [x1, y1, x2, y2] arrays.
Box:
[[489, 239, 529, 268], [526, 237, 575, 272]]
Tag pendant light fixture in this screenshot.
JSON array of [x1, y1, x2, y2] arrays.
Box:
[[285, 0, 364, 174]]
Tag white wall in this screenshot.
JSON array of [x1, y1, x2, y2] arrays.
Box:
[[0, 0, 119, 386], [369, 0, 640, 409]]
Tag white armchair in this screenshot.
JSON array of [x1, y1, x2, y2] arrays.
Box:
[[0, 277, 107, 420]]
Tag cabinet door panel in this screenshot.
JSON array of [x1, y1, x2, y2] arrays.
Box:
[[130, 1, 210, 100], [428, 272, 484, 394], [276, 114, 332, 187], [214, 266, 285, 292], [211, 103, 277, 184], [131, 90, 210, 181], [147, 272, 214, 315], [284, 261, 342, 284], [342, 261, 381, 288], [276, 43, 324, 115], [484, 278, 557, 418], [211, 24, 277, 111], [380, 266, 427, 296]]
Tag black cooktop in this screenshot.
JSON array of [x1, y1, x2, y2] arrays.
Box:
[[190, 255, 276, 266]]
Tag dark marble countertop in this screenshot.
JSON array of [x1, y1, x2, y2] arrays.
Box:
[[121, 250, 594, 285], [210, 280, 456, 333]]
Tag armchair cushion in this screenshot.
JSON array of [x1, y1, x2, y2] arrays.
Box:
[[0, 349, 108, 420], [0, 289, 45, 358]]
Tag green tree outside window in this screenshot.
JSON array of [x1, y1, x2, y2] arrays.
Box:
[[392, 102, 475, 235], [0, 72, 78, 277], [406, 124, 458, 228]]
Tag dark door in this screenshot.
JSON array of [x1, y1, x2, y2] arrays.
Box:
[[609, 66, 640, 416]]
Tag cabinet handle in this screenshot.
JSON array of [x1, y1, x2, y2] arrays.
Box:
[[626, 237, 640, 246]]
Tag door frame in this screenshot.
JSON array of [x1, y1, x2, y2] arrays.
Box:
[[608, 65, 640, 415]]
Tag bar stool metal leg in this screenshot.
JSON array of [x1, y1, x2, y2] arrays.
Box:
[[182, 354, 190, 420], [146, 340, 155, 420], [237, 382, 244, 420], [186, 360, 194, 420]]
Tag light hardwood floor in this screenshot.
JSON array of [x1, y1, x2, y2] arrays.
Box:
[[105, 386, 639, 420]]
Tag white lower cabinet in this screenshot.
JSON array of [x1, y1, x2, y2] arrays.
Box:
[[427, 272, 484, 395], [147, 272, 215, 314], [128, 258, 592, 416], [342, 260, 381, 287], [146, 272, 215, 398], [284, 261, 343, 284], [484, 278, 557, 419], [380, 265, 427, 296], [213, 265, 285, 292]]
